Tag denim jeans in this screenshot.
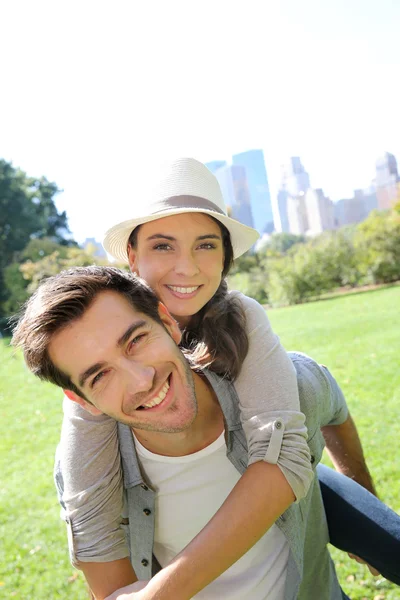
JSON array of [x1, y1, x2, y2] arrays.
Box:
[[317, 463, 400, 585]]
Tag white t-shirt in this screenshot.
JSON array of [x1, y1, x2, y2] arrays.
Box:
[[134, 431, 289, 600]]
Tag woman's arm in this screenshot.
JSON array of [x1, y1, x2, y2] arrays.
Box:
[[137, 462, 294, 599], [100, 466, 294, 600], [234, 292, 313, 499]]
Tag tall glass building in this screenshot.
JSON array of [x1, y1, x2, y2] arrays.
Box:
[[232, 150, 273, 234], [214, 165, 254, 228]]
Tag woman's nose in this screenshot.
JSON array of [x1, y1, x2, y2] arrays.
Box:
[[174, 254, 200, 277]]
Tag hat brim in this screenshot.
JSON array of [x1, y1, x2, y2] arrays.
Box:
[[103, 208, 260, 263]]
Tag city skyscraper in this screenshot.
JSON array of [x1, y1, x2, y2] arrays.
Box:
[[375, 152, 399, 209], [276, 190, 290, 233], [281, 157, 311, 196], [305, 189, 335, 234], [205, 160, 227, 174], [275, 157, 311, 232], [232, 150, 273, 234], [215, 165, 254, 228], [287, 194, 309, 235], [334, 189, 378, 228]]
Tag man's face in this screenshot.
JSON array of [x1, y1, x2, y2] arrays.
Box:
[[48, 291, 198, 433]]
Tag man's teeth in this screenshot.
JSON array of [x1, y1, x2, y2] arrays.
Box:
[[168, 285, 199, 294], [141, 380, 170, 409]]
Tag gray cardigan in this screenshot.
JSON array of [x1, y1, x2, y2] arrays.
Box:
[[116, 352, 348, 600]]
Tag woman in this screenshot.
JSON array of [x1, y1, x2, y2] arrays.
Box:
[[58, 158, 400, 598]]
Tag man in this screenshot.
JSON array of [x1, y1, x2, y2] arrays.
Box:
[[13, 266, 375, 600]]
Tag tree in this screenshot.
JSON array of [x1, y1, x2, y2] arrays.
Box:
[[354, 208, 400, 283], [264, 232, 306, 255], [0, 159, 74, 315], [2, 240, 71, 316]]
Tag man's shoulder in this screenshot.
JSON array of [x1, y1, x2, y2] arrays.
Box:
[[289, 352, 348, 430], [202, 369, 241, 424]]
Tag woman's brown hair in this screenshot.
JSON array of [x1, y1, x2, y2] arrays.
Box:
[[128, 216, 249, 380]]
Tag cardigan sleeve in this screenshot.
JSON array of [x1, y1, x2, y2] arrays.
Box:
[[55, 396, 129, 564], [233, 292, 313, 500]]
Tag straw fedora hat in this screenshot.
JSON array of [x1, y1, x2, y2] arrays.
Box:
[[103, 157, 260, 262]]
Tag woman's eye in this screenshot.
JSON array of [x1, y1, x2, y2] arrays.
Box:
[[153, 243, 172, 251], [198, 243, 216, 250]]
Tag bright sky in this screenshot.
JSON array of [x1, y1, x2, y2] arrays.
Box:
[[1, 0, 399, 243]]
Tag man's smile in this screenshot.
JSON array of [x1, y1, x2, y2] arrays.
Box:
[[137, 375, 171, 410], [131, 373, 175, 415]]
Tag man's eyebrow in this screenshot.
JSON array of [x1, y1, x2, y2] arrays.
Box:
[[117, 320, 147, 348], [146, 233, 222, 242], [78, 320, 147, 388], [79, 362, 107, 388]]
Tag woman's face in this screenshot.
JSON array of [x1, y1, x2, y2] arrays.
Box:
[[128, 213, 225, 327]]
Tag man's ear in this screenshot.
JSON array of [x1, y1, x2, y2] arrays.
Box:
[[127, 244, 138, 275], [64, 389, 103, 416], [157, 303, 182, 344]]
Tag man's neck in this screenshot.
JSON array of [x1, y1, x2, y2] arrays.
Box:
[[133, 372, 225, 457]]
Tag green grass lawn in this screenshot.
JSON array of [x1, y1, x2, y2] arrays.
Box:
[[268, 285, 400, 600], [0, 285, 399, 599]]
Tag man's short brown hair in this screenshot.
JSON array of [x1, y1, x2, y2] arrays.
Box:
[[12, 266, 163, 397]]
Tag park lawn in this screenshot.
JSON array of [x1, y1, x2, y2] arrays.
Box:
[[0, 342, 88, 599], [0, 284, 399, 599], [268, 285, 400, 600]]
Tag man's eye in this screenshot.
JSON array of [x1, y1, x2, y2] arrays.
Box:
[[128, 334, 145, 351], [91, 371, 106, 387]]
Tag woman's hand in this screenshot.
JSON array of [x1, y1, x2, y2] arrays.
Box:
[[348, 554, 380, 576]]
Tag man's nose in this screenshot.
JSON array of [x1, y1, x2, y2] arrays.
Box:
[[174, 252, 200, 277], [121, 359, 155, 394]]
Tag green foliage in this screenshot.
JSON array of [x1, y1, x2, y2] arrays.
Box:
[[0, 160, 74, 316], [21, 247, 114, 295], [263, 232, 306, 254], [2, 239, 73, 316], [228, 271, 269, 304], [20, 237, 71, 262], [230, 207, 399, 306], [354, 209, 400, 284], [229, 251, 269, 303], [230, 252, 261, 275]]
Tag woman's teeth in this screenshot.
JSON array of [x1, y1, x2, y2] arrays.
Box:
[[141, 379, 170, 409], [168, 285, 199, 294]]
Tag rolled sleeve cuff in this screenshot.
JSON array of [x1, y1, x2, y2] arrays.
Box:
[[242, 410, 313, 501], [54, 451, 130, 566]]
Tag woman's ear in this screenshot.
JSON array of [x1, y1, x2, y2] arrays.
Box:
[[127, 244, 138, 274], [157, 303, 182, 344], [64, 389, 103, 416]]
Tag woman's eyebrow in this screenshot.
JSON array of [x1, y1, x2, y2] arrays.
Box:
[[145, 234, 175, 241], [145, 233, 221, 241], [196, 234, 221, 241]]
